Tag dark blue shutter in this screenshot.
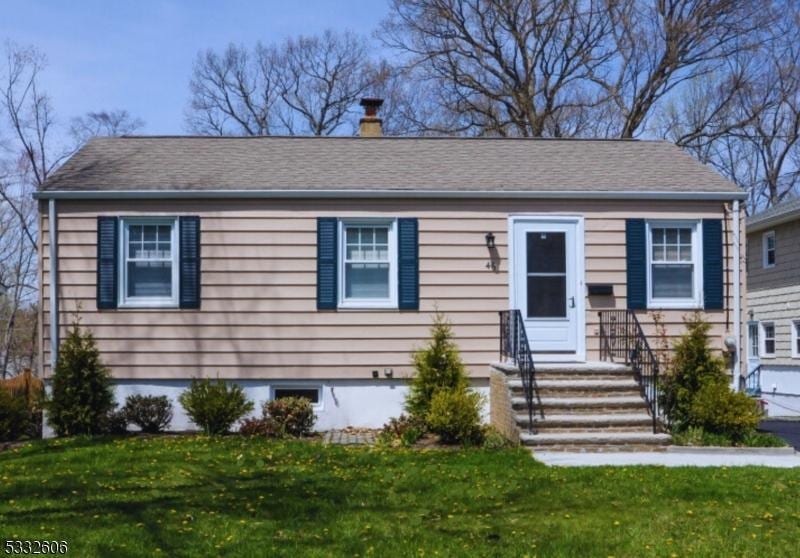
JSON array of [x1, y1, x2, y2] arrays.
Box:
[[397, 218, 419, 310], [317, 218, 338, 310], [96, 216, 118, 309], [625, 219, 647, 310], [179, 216, 201, 309], [702, 219, 723, 310]]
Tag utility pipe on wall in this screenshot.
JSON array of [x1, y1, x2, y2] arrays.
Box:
[[48, 198, 58, 371], [732, 200, 741, 390]]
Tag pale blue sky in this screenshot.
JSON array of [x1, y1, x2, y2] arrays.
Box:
[[2, 0, 390, 134]]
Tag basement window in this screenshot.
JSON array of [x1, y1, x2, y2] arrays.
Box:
[[272, 387, 321, 406]]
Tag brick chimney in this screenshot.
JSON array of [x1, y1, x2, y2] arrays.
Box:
[[359, 97, 383, 137]]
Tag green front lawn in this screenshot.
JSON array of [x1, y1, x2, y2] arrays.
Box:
[[1, 436, 799, 557]]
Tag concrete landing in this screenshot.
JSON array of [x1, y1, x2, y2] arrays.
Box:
[[533, 447, 800, 467]]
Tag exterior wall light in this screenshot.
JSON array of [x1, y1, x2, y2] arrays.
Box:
[[485, 232, 496, 249]]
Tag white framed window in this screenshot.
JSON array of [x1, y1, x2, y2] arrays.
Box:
[[272, 386, 322, 409], [646, 220, 702, 309], [792, 320, 800, 359], [748, 322, 760, 360], [762, 231, 776, 268], [119, 217, 179, 308], [338, 219, 397, 309], [761, 322, 776, 357]]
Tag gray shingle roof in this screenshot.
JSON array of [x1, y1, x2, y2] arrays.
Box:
[[41, 136, 741, 195], [747, 197, 800, 230]]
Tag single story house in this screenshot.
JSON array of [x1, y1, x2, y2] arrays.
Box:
[[746, 198, 800, 417], [36, 100, 748, 438]]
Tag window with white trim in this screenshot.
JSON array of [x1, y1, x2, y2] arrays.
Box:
[[120, 218, 179, 307], [761, 322, 776, 357], [646, 221, 702, 308], [748, 322, 760, 360], [792, 320, 800, 359], [763, 231, 776, 268], [339, 220, 397, 308]]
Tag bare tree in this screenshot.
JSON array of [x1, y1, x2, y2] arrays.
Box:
[[187, 30, 383, 136], [381, 0, 614, 137], [0, 43, 144, 376], [595, 0, 769, 139], [275, 30, 381, 135], [186, 43, 282, 135], [69, 109, 144, 145], [655, 3, 800, 212]]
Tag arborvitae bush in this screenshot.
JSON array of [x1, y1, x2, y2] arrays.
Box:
[[660, 312, 762, 443], [47, 319, 115, 436], [403, 312, 485, 445], [179, 378, 254, 435], [405, 312, 469, 419]]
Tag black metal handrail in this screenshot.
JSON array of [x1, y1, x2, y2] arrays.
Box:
[[499, 309, 540, 433], [598, 310, 661, 433], [740, 364, 762, 396]]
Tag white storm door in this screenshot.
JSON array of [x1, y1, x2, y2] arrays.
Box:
[[513, 219, 579, 354]]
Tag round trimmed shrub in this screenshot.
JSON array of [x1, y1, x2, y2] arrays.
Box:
[[124, 395, 173, 433], [264, 397, 316, 437], [426, 388, 484, 445], [689, 381, 762, 443], [179, 378, 254, 435]]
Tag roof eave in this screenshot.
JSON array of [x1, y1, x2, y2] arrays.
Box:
[[33, 188, 747, 201], [747, 209, 800, 232]]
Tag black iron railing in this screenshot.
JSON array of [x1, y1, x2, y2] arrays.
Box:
[[740, 364, 762, 396], [499, 309, 540, 433], [598, 310, 661, 433]]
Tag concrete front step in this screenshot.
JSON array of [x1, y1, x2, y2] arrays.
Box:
[[509, 378, 640, 390], [512, 395, 648, 411], [531, 444, 669, 453], [516, 413, 653, 428], [536, 373, 637, 381], [520, 431, 671, 447]]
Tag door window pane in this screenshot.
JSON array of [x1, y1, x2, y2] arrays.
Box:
[[527, 232, 565, 273], [527, 276, 566, 318], [748, 324, 759, 359], [526, 231, 567, 318]]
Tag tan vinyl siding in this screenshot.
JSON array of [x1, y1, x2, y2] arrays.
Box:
[[41, 198, 739, 380], [747, 219, 800, 292], [746, 218, 800, 363], [747, 286, 800, 364]]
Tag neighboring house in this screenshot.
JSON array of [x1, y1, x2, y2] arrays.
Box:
[[746, 199, 800, 417], [35, 99, 747, 436]]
